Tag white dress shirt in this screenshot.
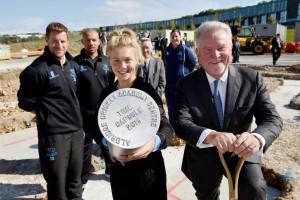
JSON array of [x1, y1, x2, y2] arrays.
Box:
[[196, 68, 265, 156]]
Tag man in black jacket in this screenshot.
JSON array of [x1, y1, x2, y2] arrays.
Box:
[[18, 22, 84, 200], [74, 29, 115, 185], [271, 33, 282, 66], [174, 21, 282, 200]]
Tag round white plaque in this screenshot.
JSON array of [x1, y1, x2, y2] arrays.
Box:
[[98, 88, 160, 158]]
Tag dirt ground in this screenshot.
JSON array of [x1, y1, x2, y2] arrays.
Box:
[[0, 64, 300, 199]]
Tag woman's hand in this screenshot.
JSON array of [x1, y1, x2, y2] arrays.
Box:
[[116, 138, 156, 165]]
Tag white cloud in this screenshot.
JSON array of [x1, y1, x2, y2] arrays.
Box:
[[0, 0, 263, 34], [104, 0, 142, 11], [67, 21, 103, 32], [20, 17, 45, 33], [60, 0, 263, 31], [0, 17, 46, 34]]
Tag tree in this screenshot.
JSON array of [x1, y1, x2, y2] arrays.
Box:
[[159, 25, 166, 30], [237, 12, 243, 26], [213, 13, 219, 21], [169, 19, 176, 30], [190, 24, 196, 30], [154, 22, 158, 30], [139, 20, 143, 31], [267, 15, 276, 24], [178, 25, 186, 30]]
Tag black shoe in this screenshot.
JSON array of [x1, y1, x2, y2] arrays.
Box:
[[105, 172, 110, 178], [104, 166, 110, 178]]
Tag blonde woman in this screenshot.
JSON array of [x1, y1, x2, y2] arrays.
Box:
[[99, 28, 173, 200]]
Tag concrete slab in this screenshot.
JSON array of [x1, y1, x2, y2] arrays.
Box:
[[239, 52, 300, 66], [82, 146, 229, 200], [0, 54, 299, 199]]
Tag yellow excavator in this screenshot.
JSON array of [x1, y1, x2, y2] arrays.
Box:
[[231, 25, 273, 55]]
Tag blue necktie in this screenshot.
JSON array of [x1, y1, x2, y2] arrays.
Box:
[[214, 79, 224, 129], [143, 62, 148, 82]]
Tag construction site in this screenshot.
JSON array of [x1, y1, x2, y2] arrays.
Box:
[[0, 50, 299, 199]]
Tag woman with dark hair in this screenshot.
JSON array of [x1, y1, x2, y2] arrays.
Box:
[[163, 29, 196, 126]]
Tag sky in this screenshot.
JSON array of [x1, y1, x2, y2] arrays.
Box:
[[0, 0, 263, 35]]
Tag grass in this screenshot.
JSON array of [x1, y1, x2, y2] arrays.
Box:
[[7, 28, 296, 55], [9, 38, 83, 55]]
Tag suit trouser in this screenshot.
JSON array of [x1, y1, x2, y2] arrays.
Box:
[[191, 153, 267, 200], [272, 48, 281, 64], [110, 151, 167, 200], [81, 130, 111, 184], [38, 129, 84, 200], [165, 82, 176, 126], [232, 51, 240, 63]]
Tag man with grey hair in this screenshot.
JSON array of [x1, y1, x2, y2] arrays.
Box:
[[174, 21, 282, 199], [139, 37, 166, 98]]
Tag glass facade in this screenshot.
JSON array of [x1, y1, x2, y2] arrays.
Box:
[[101, 0, 298, 32], [217, 0, 287, 24]]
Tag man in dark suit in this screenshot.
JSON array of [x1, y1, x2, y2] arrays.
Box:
[[140, 37, 166, 98], [153, 33, 163, 57], [271, 33, 282, 66], [174, 21, 282, 200]]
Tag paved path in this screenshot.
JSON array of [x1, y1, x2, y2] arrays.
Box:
[[0, 54, 299, 199], [2, 80, 299, 199], [239, 52, 300, 66], [0, 52, 299, 72], [83, 77, 300, 200]]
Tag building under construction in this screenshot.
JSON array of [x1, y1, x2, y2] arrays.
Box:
[[100, 0, 300, 32]]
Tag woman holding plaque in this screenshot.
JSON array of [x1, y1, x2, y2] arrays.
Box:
[[98, 28, 174, 200]]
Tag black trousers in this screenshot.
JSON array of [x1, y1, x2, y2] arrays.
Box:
[[192, 154, 267, 200], [38, 129, 84, 200], [272, 47, 281, 64], [232, 51, 240, 63], [81, 130, 111, 184], [110, 151, 167, 200], [165, 82, 176, 126]]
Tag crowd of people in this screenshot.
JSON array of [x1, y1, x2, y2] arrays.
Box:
[[17, 21, 282, 200]]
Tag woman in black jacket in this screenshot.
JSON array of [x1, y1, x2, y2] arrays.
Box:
[[98, 28, 174, 200]]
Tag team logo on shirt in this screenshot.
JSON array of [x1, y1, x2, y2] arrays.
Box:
[[70, 68, 77, 81], [103, 64, 110, 74], [80, 65, 88, 71], [49, 71, 59, 80], [46, 147, 57, 161]]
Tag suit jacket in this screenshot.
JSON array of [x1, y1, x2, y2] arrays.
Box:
[[271, 37, 281, 51], [139, 56, 166, 97], [174, 65, 282, 183]]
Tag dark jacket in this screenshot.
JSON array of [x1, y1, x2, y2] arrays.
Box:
[[74, 49, 115, 132], [164, 43, 196, 83], [17, 46, 82, 135], [271, 36, 282, 52], [174, 65, 282, 186], [137, 56, 166, 98], [232, 40, 241, 53], [153, 37, 162, 51]]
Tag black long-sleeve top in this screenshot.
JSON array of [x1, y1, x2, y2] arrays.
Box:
[[17, 46, 82, 135]]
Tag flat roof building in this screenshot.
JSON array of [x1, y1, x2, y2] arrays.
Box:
[[100, 0, 300, 31]]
